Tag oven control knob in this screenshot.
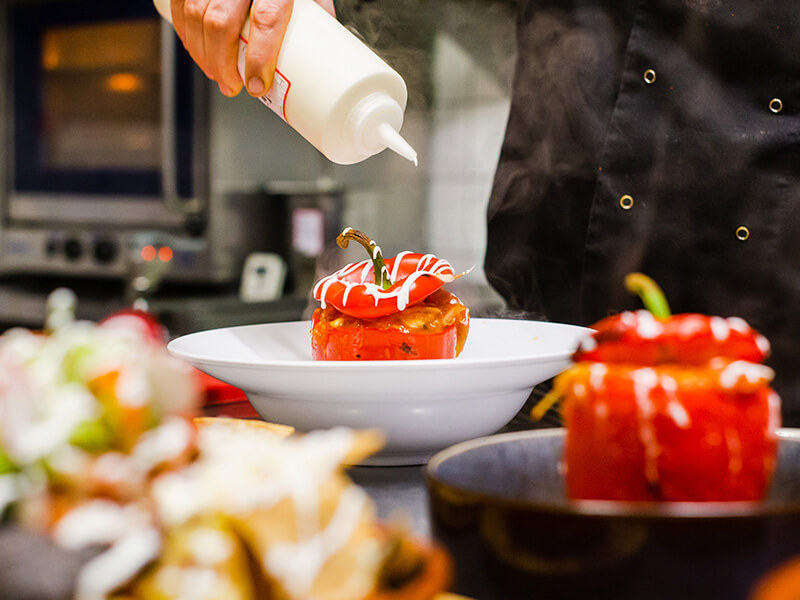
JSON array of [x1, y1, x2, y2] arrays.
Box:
[[63, 238, 83, 261], [93, 238, 118, 264], [45, 238, 59, 257]]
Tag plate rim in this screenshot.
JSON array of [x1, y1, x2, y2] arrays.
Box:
[[167, 318, 591, 371], [424, 427, 800, 520]]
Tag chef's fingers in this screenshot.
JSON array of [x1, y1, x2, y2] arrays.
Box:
[[182, 0, 213, 79], [170, 0, 187, 47], [203, 0, 250, 96], [244, 0, 293, 97], [314, 0, 336, 17]]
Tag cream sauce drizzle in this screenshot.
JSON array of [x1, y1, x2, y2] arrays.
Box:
[[0, 474, 18, 515], [724, 427, 743, 476], [579, 335, 597, 353], [157, 566, 225, 600], [767, 390, 782, 439], [718, 360, 774, 389], [589, 363, 608, 390], [131, 417, 192, 473], [188, 528, 235, 566], [265, 486, 369, 598], [54, 499, 144, 549], [632, 368, 661, 486], [589, 363, 608, 418], [54, 499, 162, 600], [709, 316, 731, 341], [74, 528, 161, 600], [313, 254, 454, 311], [660, 374, 691, 429], [635, 311, 663, 339], [676, 314, 707, 338], [152, 427, 373, 600], [726, 317, 750, 334]]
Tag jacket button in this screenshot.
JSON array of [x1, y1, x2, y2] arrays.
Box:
[[736, 226, 750, 241], [769, 98, 783, 114], [619, 195, 634, 210], [643, 69, 657, 85]]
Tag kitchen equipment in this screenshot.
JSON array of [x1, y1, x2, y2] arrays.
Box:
[[263, 180, 344, 297], [239, 252, 286, 302], [153, 0, 417, 165], [166, 318, 590, 465], [0, 0, 270, 284], [426, 428, 800, 600]]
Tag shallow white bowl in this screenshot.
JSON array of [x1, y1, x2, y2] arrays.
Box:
[[168, 318, 590, 465]]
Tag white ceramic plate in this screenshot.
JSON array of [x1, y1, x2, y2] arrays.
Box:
[[168, 318, 590, 465]]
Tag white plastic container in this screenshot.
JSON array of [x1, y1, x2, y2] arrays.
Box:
[[153, 0, 417, 165]]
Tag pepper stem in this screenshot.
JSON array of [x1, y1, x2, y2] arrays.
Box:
[[624, 273, 671, 320], [337, 228, 393, 290]]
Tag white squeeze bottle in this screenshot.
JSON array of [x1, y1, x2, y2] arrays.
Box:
[[153, 0, 417, 165]]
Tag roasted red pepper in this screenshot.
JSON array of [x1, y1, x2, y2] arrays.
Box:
[[311, 229, 469, 361], [312, 288, 468, 360], [538, 273, 780, 502], [313, 228, 458, 319]]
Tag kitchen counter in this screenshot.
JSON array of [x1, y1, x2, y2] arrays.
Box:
[[350, 465, 431, 536]]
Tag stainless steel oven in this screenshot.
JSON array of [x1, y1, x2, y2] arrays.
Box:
[[0, 0, 270, 284]]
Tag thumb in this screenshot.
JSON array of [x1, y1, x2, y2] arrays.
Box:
[[244, 0, 293, 96]]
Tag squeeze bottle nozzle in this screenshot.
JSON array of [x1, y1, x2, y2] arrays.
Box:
[[377, 123, 418, 166]]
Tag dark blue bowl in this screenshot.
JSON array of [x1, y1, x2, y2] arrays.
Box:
[[425, 428, 800, 600]]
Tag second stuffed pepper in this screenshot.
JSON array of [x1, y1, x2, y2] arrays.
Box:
[[536, 274, 780, 502]]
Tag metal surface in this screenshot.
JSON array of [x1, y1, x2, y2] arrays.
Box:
[[349, 465, 431, 537]]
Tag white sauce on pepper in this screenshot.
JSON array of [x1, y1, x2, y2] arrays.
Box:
[[589, 363, 608, 419], [718, 360, 774, 389], [632, 368, 661, 486], [724, 427, 743, 476], [709, 316, 731, 341], [660, 374, 691, 429], [767, 390, 782, 439], [314, 252, 454, 312], [634, 311, 663, 339]]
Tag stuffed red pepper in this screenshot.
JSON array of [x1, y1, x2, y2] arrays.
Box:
[[311, 228, 470, 360], [536, 273, 780, 502]]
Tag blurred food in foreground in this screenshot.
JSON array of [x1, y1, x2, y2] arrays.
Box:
[[0, 291, 450, 600]]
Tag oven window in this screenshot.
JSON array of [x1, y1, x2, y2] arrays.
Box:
[[41, 20, 161, 171], [11, 0, 198, 198]]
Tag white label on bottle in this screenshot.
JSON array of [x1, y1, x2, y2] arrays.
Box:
[[237, 37, 291, 122]]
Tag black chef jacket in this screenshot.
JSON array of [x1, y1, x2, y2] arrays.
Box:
[[485, 1, 800, 421]]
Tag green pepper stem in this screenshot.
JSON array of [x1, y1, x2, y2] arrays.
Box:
[[337, 228, 393, 290], [625, 273, 671, 319]]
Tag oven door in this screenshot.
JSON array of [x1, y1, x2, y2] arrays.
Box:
[[6, 0, 207, 227]]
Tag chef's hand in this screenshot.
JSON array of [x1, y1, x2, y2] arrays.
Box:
[[170, 0, 335, 98]]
